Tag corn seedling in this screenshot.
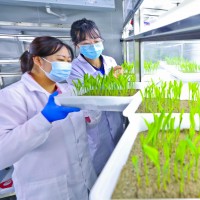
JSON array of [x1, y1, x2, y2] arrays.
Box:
[[131, 109, 200, 195], [179, 61, 200, 73], [121, 61, 134, 74], [72, 64, 136, 96], [140, 134, 149, 186], [165, 57, 184, 66], [143, 144, 161, 188], [144, 61, 159, 74], [188, 82, 200, 102], [165, 57, 200, 73], [163, 142, 170, 190], [131, 156, 141, 187], [139, 80, 183, 113]]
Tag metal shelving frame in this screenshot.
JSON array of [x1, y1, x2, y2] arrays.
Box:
[[122, 13, 200, 81]]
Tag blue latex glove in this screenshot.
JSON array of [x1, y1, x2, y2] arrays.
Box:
[[41, 91, 80, 123]]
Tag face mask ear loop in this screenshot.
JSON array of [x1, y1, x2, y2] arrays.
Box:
[[39, 66, 47, 74], [40, 57, 52, 75], [42, 57, 51, 64], [35, 60, 46, 74]]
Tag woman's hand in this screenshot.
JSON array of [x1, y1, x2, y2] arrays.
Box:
[[113, 65, 124, 78]]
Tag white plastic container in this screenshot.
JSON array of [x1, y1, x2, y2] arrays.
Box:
[[89, 113, 199, 200], [160, 61, 200, 82], [142, 68, 176, 82], [123, 83, 190, 121], [55, 82, 148, 111]]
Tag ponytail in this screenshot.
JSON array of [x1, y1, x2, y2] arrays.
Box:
[[20, 50, 34, 74]]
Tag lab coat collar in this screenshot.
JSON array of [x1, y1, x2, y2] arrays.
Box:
[[77, 54, 88, 64], [77, 54, 106, 65], [21, 72, 54, 95], [76, 54, 110, 75]]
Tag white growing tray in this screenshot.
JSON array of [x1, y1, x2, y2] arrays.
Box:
[[89, 113, 199, 200], [160, 61, 200, 82], [123, 83, 190, 121], [54, 82, 148, 112]]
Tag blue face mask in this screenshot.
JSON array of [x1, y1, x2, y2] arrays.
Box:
[[79, 41, 104, 60], [40, 58, 72, 82]]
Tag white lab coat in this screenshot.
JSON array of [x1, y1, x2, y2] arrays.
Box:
[[67, 54, 124, 175], [0, 73, 97, 200]]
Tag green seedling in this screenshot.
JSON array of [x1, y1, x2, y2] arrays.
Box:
[[186, 136, 200, 180], [143, 144, 161, 189], [73, 63, 136, 96], [140, 134, 149, 186], [165, 57, 200, 73], [131, 156, 141, 187], [163, 142, 170, 190], [144, 61, 159, 74], [174, 139, 187, 193], [140, 80, 183, 112]]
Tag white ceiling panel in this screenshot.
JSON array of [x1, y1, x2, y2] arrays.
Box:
[[140, 0, 185, 22], [0, 0, 115, 10]]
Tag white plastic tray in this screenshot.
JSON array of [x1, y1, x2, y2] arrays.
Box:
[[55, 82, 148, 111], [160, 61, 200, 82], [89, 113, 199, 200], [123, 83, 190, 121], [142, 68, 177, 82]]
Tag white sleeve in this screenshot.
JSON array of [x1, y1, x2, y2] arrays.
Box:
[[0, 89, 52, 169], [67, 62, 99, 86], [103, 56, 118, 75], [67, 63, 84, 86], [111, 57, 117, 66]]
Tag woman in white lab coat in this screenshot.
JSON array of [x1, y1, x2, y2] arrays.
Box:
[[67, 18, 125, 175], [0, 36, 96, 200]]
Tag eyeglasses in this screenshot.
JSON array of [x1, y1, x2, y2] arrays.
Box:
[[78, 39, 104, 47]]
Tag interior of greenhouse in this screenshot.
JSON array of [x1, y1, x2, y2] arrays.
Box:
[[0, 0, 200, 199]]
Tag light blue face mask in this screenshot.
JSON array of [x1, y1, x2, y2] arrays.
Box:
[[79, 41, 104, 60], [40, 58, 72, 82]]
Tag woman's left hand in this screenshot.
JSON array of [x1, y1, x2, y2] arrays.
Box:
[[113, 65, 124, 78]]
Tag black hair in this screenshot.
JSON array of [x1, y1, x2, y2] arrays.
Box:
[[70, 18, 102, 45], [20, 36, 74, 73]]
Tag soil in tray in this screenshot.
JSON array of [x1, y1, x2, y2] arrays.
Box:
[[83, 89, 139, 96], [112, 130, 200, 199], [136, 99, 197, 113]]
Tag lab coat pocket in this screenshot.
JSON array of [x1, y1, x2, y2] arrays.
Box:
[[24, 175, 70, 200]]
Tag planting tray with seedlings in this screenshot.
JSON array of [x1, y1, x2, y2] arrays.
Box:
[[55, 82, 147, 111], [55, 64, 149, 111], [123, 81, 200, 121], [160, 59, 200, 82], [90, 111, 200, 199], [144, 60, 159, 75]]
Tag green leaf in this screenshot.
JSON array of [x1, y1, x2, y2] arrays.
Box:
[[143, 144, 159, 168]]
